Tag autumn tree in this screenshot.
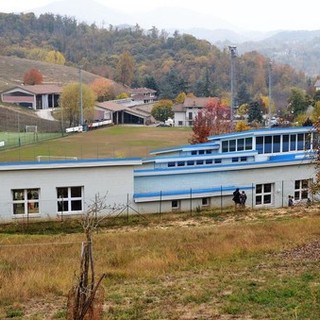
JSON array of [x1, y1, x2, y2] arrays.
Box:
[[174, 92, 186, 104], [115, 51, 135, 86], [287, 87, 309, 116], [23, 68, 43, 85], [151, 99, 174, 122], [90, 78, 115, 102], [59, 82, 96, 127], [190, 99, 231, 144], [45, 50, 66, 65]]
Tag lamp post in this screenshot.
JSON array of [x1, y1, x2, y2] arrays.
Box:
[[268, 60, 272, 128], [229, 45, 237, 129], [79, 66, 83, 127]]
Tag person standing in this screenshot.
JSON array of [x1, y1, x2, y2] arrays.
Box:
[[240, 191, 247, 208], [233, 188, 241, 209], [288, 195, 294, 207]]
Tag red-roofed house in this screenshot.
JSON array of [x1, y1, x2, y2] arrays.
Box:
[[129, 87, 157, 104], [1, 85, 62, 110], [95, 101, 152, 125], [173, 97, 220, 127]]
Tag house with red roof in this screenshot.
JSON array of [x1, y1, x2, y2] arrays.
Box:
[[1, 84, 62, 110]]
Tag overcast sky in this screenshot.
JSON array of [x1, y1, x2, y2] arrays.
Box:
[[0, 0, 319, 32]]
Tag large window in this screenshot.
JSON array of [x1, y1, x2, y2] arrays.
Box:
[[57, 186, 83, 214], [222, 137, 253, 153], [294, 179, 309, 201], [255, 183, 272, 205], [12, 188, 39, 215]]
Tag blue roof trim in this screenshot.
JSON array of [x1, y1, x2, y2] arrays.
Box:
[[142, 150, 257, 164], [150, 142, 219, 155], [134, 185, 253, 199], [0, 157, 142, 167], [134, 153, 313, 174]]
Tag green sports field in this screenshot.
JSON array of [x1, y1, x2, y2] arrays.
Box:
[[0, 132, 63, 149], [0, 126, 192, 162]]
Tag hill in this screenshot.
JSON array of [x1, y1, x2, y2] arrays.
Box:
[[0, 55, 116, 92]]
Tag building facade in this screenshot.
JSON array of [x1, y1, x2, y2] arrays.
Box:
[[0, 126, 317, 222]]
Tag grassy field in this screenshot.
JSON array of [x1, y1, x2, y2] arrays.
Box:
[[0, 126, 192, 162], [0, 207, 319, 319]]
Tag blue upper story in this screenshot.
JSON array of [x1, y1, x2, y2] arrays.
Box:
[[138, 126, 316, 172]]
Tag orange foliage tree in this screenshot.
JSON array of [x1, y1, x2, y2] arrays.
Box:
[[190, 99, 231, 144], [23, 68, 43, 85], [90, 78, 115, 102]]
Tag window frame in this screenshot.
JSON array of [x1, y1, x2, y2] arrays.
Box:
[[12, 188, 40, 216], [57, 186, 83, 215]]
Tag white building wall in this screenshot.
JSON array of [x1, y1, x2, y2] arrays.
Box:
[[0, 163, 139, 222]]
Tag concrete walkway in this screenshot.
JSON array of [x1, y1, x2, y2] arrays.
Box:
[[36, 109, 56, 121]]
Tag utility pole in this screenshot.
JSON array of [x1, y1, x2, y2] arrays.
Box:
[[79, 66, 83, 128], [268, 60, 272, 128], [229, 45, 237, 130]]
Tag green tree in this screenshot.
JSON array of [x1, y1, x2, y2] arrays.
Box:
[[151, 100, 174, 122], [248, 100, 263, 124], [287, 87, 308, 116], [115, 51, 135, 86], [59, 82, 96, 126]]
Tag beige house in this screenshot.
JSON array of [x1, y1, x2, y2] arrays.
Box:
[[173, 97, 220, 127], [1, 84, 62, 110]]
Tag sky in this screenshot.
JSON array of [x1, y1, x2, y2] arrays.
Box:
[[0, 0, 319, 32]]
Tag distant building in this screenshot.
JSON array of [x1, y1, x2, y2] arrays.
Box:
[[1, 85, 62, 110], [173, 97, 220, 127], [129, 87, 157, 104], [314, 79, 320, 91]]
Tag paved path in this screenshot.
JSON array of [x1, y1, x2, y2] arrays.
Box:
[[36, 109, 56, 121]]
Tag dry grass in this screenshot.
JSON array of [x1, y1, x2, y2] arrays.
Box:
[[0, 207, 320, 319]]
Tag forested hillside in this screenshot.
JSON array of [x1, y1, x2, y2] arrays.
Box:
[[0, 12, 311, 108]]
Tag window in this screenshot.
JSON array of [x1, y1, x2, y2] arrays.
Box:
[[177, 161, 185, 167], [297, 134, 304, 150], [232, 157, 239, 162], [205, 159, 213, 164], [245, 138, 253, 150], [240, 156, 247, 162], [188, 112, 193, 120], [191, 151, 197, 155], [178, 121, 183, 126], [222, 141, 228, 153], [255, 183, 272, 205], [172, 200, 180, 210], [273, 135, 281, 153], [196, 160, 204, 165], [283, 135, 289, 152], [264, 136, 272, 153], [187, 160, 194, 166], [12, 188, 40, 215], [57, 186, 83, 214], [237, 138, 244, 151], [202, 198, 210, 207], [256, 136, 263, 154], [290, 134, 296, 151], [229, 140, 236, 152], [294, 179, 309, 201], [214, 159, 222, 164], [199, 150, 205, 155], [168, 162, 176, 167]]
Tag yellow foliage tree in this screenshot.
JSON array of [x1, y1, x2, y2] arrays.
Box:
[[174, 92, 186, 104], [60, 82, 96, 127], [45, 50, 66, 65], [235, 121, 250, 132]]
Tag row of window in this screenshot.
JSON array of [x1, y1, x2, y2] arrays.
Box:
[[256, 133, 310, 154], [222, 137, 253, 153], [12, 186, 83, 216], [221, 133, 311, 154], [171, 179, 310, 209], [11, 179, 310, 215], [167, 157, 248, 168]]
